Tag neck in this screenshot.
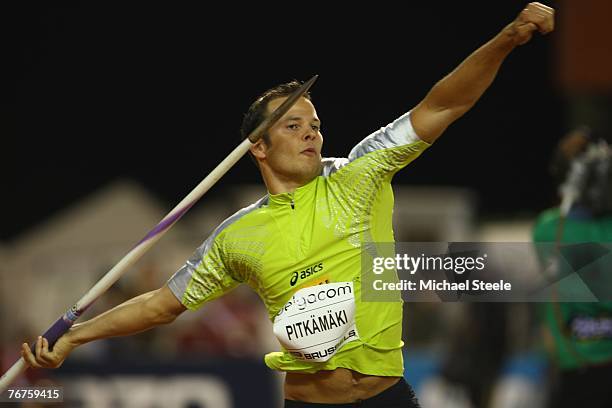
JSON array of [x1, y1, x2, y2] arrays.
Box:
[[264, 175, 307, 195], [260, 167, 313, 195]]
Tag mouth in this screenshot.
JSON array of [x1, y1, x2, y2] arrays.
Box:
[[301, 148, 317, 156]]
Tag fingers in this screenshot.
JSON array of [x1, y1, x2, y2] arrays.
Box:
[[42, 337, 51, 362], [21, 337, 59, 369], [521, 2, 555, 34], [35, 336, 43, 361], [38, 337, 57, 367], [21, 340, 41, 368]]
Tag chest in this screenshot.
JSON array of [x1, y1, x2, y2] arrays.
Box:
[[247, 192, 368, 311]]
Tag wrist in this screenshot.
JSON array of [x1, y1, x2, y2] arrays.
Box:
[[65, 324, 85, 347], [498, 23, 524, 49]]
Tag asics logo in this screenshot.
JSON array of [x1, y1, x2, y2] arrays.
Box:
[[290, 262, 324, 286]]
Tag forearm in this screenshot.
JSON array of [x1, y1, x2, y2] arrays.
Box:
[[23, 285, 186, 368], [411, 30, 518, 143], [424, 28, 517, 115], [66, 288, 180, 347], [411, 3, 554, 143]]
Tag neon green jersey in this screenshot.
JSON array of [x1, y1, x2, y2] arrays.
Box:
[[169, 111, 430, 376]]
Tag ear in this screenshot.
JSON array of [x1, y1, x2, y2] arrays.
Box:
[[250, 139, 267, 161]]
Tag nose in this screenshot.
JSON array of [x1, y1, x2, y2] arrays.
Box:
[[302, 128, 316, 141]]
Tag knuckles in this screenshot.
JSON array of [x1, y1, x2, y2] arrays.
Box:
[[517, 4, 554, 34]]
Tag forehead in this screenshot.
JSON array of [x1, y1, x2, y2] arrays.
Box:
[[266, 97, 319, 121]]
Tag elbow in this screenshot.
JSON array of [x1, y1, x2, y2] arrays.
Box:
[[425, 81, 477, 118], [145, 305, 180, 326], [428, 99, 474, 121], [156, 311, 180, 325], [147, 303, 179, 325], [142, 289, 185, 325]]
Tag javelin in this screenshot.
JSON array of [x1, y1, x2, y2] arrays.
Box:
[[0, 75, 318, 392]]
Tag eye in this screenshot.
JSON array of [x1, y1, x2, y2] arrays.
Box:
[[311, 125, 320, 132], [287, 124, 300, 130]]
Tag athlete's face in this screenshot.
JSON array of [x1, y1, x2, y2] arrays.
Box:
[[253, 97, 323, 186]]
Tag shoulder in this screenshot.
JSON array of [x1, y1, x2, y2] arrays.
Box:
[[532, 208, 560, 242], [320, 157, 350, 177], [348, 111, 428, 161], [209, 195, 270, 242]]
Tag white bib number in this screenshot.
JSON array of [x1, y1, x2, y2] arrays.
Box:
[[273, 282, 360, 362]]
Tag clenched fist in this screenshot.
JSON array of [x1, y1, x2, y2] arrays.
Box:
[[505, 2, 555, 45]]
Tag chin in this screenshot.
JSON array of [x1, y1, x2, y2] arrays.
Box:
[[295, 165, 321, 184], [308, 161, 323, 177]]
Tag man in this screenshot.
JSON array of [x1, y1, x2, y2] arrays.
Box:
[[22, 3, 554, 406], [534, 129, 612, 408]]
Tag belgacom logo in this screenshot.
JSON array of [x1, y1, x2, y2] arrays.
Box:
[[290, 262, 324, 286]]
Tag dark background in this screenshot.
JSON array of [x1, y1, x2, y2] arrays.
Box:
[[5, 2, 565, 241]]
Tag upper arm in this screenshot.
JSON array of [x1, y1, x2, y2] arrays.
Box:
[[410, 100, 465, 144], [347, 111, 429, 161], [166, 201, 265, 312], [321, 111, 430, 181]]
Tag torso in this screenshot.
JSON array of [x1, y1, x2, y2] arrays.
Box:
[[169, 124, 430, 377], [284, 368, 400, 403]]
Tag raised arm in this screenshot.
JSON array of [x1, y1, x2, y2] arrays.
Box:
[[411, 2, 554, 143], [21, 285, 186, 369]]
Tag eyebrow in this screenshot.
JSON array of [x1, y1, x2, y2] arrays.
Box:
[[285, 116, 321, 123]]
